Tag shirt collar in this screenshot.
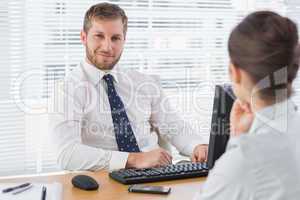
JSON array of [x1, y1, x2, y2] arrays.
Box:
[[248, 99, 298, 134], [81, 59, 120, 85]]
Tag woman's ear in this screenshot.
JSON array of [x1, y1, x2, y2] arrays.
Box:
[[229, 62, 241, 84]]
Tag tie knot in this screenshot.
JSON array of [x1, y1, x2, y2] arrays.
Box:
[[103, 74, 114, 84]]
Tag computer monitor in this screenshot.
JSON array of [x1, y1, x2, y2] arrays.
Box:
[[207, 84, 236, 169]]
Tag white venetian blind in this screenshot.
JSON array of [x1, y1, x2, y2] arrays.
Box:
[[0, 1, 30, 176], [0, 0, 299, 177]]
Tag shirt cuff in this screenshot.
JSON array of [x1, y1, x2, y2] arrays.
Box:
[[108, 151, 129, 171]]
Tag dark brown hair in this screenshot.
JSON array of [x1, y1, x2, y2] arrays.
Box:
[[83, 3, 128, 36], [228, 11, 299, 98]]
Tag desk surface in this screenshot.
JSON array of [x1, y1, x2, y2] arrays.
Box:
[[0, 171, 206, 200]]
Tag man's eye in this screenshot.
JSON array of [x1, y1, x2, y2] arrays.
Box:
[[112, 37, 121, 41], [96, 35, 104, 39]]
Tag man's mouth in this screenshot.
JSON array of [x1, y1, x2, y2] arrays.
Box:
[[96, 52, 114, 57]]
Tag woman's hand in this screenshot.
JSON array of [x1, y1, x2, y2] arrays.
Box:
[[230, 100, 255, 137]]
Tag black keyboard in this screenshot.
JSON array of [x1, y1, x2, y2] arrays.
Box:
[[109, 162, 209, 184]]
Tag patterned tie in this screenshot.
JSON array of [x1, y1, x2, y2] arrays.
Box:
[[103, 74, 140, 152]]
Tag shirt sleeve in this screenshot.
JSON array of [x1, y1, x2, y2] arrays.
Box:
[[149, 76, 209, 156], [49, 78, 129, 171]]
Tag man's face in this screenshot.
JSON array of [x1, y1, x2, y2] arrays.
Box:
[[81, 18, 125, 70]]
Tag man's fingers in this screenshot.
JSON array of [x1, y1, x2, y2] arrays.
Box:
[[191, 153, 197, 163], [158, 155, 170, 166], [203, 147, 208, 162], [158, 152, 172, 166], [196, 152, 205, 162], [154, 149, 172, 166], [194, 147, 208, 162], [162, 151, 172, 164]]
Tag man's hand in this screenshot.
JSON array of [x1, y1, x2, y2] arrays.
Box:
[[126, 148, 172, 169], [191, 144, 208, 163], [230, 100, 254, 137]]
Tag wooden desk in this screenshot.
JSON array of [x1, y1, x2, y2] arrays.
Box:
[[0, 171, 206, 200]]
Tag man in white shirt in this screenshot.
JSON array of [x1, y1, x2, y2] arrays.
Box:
[[49, 2, 208, 171]]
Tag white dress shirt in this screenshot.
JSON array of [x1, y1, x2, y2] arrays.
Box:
[[194, 99, 300, 200], [49, 60, 207, 171]]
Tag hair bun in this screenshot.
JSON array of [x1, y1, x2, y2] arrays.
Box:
[[293, 44, 300, 61], [289, 44, 300, 82]]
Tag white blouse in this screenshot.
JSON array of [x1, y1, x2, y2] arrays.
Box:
[[195, 99, 300, 200]]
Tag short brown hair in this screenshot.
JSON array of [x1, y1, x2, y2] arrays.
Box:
[[228, 11, 299, 99], [83, 3, 128, 36]]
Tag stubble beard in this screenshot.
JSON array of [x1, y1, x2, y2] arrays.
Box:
[[85, 44, 123, 70]]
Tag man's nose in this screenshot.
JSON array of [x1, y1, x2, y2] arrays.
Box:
[[102, 39, 113, 52]]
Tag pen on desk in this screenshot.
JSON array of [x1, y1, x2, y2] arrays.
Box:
[[2, 183, 31, 193], [41, 186, 47, 200], [12, 184, 33, 195]]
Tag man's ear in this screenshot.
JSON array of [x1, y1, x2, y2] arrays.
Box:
[[229, 62, 241, 84], [80, 30, 87, 45]]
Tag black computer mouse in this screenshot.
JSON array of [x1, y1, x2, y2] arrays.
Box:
[[71, 175, 99, 191]]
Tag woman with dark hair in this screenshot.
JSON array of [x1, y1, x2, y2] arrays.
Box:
[[195, 11, 300, 200]]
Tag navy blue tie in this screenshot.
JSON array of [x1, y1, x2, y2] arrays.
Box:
[[103, 74, 140, 152]]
